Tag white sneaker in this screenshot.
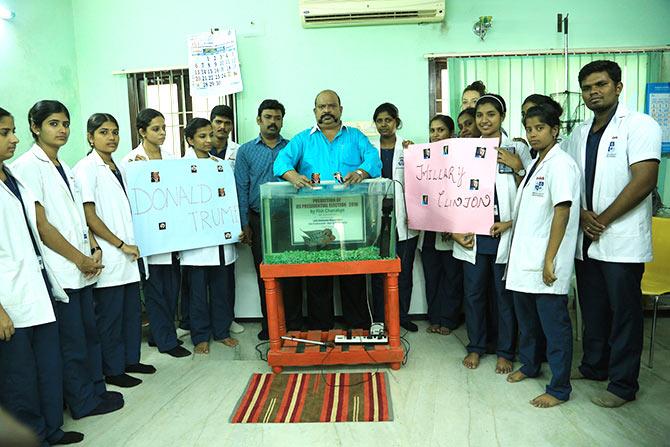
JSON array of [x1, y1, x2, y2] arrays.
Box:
[[230, 321, 245, 334]]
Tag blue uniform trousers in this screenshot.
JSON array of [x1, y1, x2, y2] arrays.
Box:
[[463, 254, 515, 359], [188, 263, 235, 344], [57, 286, 104, 418], [371, 235, 419, 324], [514, 292, 573, 401], [575, 257, 644, 401], [143, 262, 181, 352], [0, 322, 64, 445], [93, 282, 141, 376], [421, 231, 464, 329], [179, 266, 191, 330]]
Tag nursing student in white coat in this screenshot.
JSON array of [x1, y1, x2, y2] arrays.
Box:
[[452, 94, 531, 373], [74, 113, 156, 388], [179, 105, 242, 335], [0, 107, 99, 445], [11, 100, 124, 420], [563, 60, 661, 408], [369, 103, 420, 332], [417, 114, 465, 336], [180, 118, 238, 354], [506, 101, 580, 408], [120, 108, 191, 358]]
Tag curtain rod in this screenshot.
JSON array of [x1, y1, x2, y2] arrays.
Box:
[[424, 45, 670, 59]]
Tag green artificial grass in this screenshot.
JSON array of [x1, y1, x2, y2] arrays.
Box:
[[264, 246, 389, 264]]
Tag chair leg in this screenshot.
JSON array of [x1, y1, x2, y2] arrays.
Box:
[[649, 295, 660, 369]]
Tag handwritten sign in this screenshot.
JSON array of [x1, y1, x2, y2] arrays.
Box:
[[290, 194, 365, 245], [188, 29, 243, 97], [404, 138, 498, 235], [125, 159, 241, 256]]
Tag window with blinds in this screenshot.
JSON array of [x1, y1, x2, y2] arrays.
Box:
[[429, 50, 668, 139], [126, 68, 236, 157]]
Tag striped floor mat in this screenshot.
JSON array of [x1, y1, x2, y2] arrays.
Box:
[[230, 372, 393, 423]]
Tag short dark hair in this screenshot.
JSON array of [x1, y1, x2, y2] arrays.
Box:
[[0, 107, 11, 120], [87, 113, 119, 136], [257, 99, 285, 117], [373, 102, 402, 129], [463, 80, 486, 96], [28, 100, 71, 140], [429, 114, 455, 133], [578, 60, 622, 85], [210, 104, 234, 123], [184, 117, 211, 144], [522, 94, 563, 119], [523, 100, 564, 128], [136, 108, 164, 134], [475, 93, 507, 115], [458, 107, 476, 120]]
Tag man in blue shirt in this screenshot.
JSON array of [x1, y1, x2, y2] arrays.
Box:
[[273, 90, 382, 330], [235, 99, 301, 340]]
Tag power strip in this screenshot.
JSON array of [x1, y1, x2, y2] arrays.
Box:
[[333, 334, 388, 344]]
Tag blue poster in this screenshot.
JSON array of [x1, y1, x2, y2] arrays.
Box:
[[645, 82, 670, 154], [124, 159, 241, 256]]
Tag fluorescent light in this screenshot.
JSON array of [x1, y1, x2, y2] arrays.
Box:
[[0, 5, 15, 20]]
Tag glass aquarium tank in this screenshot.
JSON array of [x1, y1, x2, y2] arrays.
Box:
[[260, 179, 396, 264]]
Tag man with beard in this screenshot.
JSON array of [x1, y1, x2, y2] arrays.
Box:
[[235, 99, 302, 340], [564, 60, 661, 407], [273, 90, 381, 331]]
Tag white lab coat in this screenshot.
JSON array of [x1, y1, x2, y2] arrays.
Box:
[[178, 147, 238, 266], [452, 136, 532, 265], [564, 103, 662, 263], [372, 136, 419, 242], [11, 144, 96, 290], [74, 150, 141, 288], [223, 140, 240, 171], [119, 143, 178, 266], [0, 167, 68, 328], [506, 145, 581, 295]]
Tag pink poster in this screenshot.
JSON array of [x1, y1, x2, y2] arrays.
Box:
[[404, 138, 498, 235]]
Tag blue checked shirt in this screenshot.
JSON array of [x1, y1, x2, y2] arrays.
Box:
[[234, 134, 290, 227], [273, 124, 381, 183]]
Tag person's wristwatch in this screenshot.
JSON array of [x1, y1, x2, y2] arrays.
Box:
[[515, 168, 526, 177], [355, 169, 365, 177]]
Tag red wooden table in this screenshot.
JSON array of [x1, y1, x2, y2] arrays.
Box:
[[260, 258, 404, 373]]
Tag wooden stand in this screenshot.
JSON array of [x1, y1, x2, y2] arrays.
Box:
[[260, 258, 404, 374]]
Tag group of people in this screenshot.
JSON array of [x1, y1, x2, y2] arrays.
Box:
[[0, 59, 661, 445]]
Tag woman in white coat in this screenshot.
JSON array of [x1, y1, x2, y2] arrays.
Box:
[[506, 101, 580, 408], [0, 106, 102, 445], [370, 103, 420, 332], [74, 113, 156, 388], [416, 114, 465, 336], [11, 100, 124, 420], [120, 109, 190, 358], [452, 94, 531, 374], [180, 118, 238, 354]]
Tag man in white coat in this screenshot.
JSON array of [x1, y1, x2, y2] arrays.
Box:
[[564, 60, 661, 407]]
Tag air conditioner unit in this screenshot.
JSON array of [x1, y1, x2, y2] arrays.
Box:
[[300, 0, 445, 28]]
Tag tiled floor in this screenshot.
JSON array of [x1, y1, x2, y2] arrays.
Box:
[[65, 315, 670, 447]]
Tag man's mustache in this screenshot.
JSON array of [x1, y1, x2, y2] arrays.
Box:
[[268, 125, 278, 131], [319, 113, 335, 122]]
